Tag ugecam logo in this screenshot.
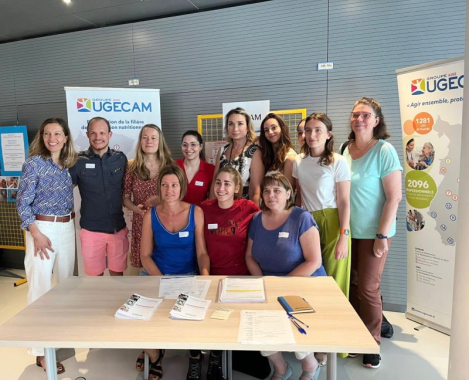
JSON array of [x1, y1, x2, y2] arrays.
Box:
[[411, 79, 425, 95], [77, 98, 92, 112], [411, 74, 464, 95], [76, 98, 152, 113]]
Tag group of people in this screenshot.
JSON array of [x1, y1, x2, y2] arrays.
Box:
[[16, 96, 402, 380], [405, 138, 435, 170]]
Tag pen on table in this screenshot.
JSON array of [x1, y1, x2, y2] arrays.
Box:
[[287, 312, 309, 328], [289, 316, 307, 334]]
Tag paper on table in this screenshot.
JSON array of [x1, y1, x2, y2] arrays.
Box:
[[169, 294, 211, 321], [159, 276, 197, 299], [115, 294, 163, 320], [193, 279, 211, 299], [238, 310, 295, 345], [219, 278, 266, 303]]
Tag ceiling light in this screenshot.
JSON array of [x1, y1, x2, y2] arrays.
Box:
[[63, 0, 72, 4]]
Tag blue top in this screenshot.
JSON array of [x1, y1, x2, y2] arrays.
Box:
[[69, 147, 127, 233], [417, 155, 433, 170], [248, 206, 326, 277], [17, 155, 73, 230], [343, 140, 402, 238], [151, 204, 197, 275]]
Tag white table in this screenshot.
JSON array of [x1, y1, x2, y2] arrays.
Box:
[[0, 276, 378, 380]]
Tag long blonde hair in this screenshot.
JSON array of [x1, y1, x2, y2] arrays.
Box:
[[129, 124, 173, 181], [29, 118, 77, 168]]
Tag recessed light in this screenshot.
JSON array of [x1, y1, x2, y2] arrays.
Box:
[[63, 0, 72, 4]]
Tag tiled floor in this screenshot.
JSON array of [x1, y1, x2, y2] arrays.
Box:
[[0, 269, 450, 380]]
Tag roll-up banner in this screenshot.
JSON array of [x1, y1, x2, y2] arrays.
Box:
[[396, 57, 464, 334], [65, 87, 162, 275]]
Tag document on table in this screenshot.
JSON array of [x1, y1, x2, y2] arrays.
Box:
[[193, 279, 211, 299], [169, 294, 211, 321], [159, 276, 197, 299], [115, 294, 163, 320], [238, 310, 295, 345], [219, 277, 266, 303]]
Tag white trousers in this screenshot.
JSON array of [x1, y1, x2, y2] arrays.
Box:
[[24, 219, 75, 356]]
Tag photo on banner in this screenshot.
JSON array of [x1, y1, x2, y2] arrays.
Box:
[[65, 87, 162, 276], [397, 57, 463, 333]]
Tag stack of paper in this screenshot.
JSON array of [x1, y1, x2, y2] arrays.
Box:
[[219, 277, 266, 303], [169, 294, 211, 321], [115, 294, 162, 320], [159, 276, 211, 300]]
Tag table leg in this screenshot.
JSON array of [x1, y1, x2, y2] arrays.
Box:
[[227, 350, 232, 380], [222, 350, 227, 379], [144, 352, 150, 380], [327, 353, 337, 380], [44, 348, 58, 380]]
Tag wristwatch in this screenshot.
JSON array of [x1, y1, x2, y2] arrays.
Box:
[[376, 233, 388, 239], [340, 229, 350, 236]]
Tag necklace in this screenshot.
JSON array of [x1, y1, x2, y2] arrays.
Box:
[[353, 137, 374, 151]]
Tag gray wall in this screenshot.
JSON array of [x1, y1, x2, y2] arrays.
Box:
[[0, 0, 466, 309]]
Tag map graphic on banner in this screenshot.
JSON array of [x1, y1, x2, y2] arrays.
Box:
[[397, 57, 463, 332]]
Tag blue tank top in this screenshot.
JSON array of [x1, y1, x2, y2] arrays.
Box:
[[151, 204, 197, 275]]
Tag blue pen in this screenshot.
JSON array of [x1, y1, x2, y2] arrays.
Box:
[[287, 312, 310, 328], [288, 315, 307, 334]]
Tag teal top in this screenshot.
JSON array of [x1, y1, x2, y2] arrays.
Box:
[[343, 140, 402, 239]]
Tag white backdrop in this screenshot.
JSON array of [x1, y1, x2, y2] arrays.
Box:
[[65, 87, 162, 276]]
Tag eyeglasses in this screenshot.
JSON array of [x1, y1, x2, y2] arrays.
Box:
[[181, 143, 200, 149], [350, 112, 374, 120]]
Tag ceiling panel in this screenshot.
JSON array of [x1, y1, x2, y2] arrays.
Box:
[[0, 0, 267, 43], [73, 0, 196, 26]]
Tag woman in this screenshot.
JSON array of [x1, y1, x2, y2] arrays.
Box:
[[176, 130, 215, 206], [123, 124, 173, 269], [293, 113, 351, 297], [342, 97, 402, 369], [186, 167, 259, 380], [250, 113, 297, 207], [138, 164, 210, 380], [246, 173, 325, 380], [17, 117, 77, 375], [417, 142, 434, 170], [297, 118, 306, 151], [211, 107, 258, 200], [405, 138, 417, 169]]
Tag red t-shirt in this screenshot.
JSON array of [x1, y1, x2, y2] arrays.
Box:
[[176, 159, 215, 206], [200, 199, 259, 275]]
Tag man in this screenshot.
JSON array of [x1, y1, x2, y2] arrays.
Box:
[[70, 117, 129, 276]]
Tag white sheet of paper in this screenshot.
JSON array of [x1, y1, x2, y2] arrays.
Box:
[[1, 133, 25, 172], [220, 277, 266, 302], [193, 279, 211, 299], [159, 276, 197, 299], [238, 310, 295, 345]]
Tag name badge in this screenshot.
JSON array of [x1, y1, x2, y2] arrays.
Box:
[[278, 232, 289, 238], [208, 224, 218, 229], [86, 163, 95, 169], [179, 231, 189, 238], [195, 181, 204, 186]]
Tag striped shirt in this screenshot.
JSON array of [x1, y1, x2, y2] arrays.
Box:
[[17, 155, 73, 230]]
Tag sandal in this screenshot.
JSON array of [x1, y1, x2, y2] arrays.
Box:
[[271, 362, 292, 380], [149, 349, 165, 380], [36, 356, 65, 375], [300, 367, 320, 380], [136, 351, 145, 371], [314, 352, 327, 366]]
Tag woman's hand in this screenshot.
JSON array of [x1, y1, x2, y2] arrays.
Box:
[[334, 234, 349, 260], [32, 232, 54, 260], [134, 203, 148, 216], [373, 238, 388, 258]]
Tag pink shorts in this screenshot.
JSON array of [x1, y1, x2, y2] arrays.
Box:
[[79, 227, 129, 276]]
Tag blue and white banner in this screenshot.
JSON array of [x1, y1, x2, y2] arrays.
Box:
[[65, 87, 162, 158]]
